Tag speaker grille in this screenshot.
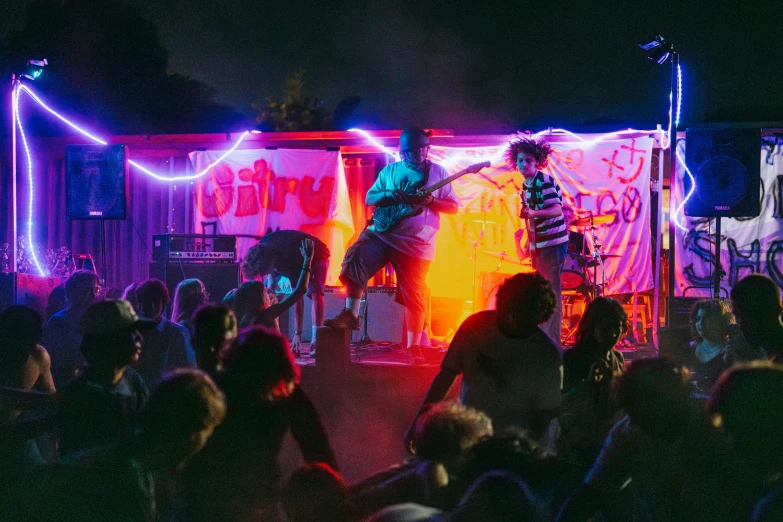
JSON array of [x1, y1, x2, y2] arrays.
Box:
[[65, 144, 129, 220], [697, 156, 748, 207], [684, 127, 761, 218]]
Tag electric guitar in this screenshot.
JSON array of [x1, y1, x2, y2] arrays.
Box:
[[372, 161, 491, 233], [520, 189, 536, 268]]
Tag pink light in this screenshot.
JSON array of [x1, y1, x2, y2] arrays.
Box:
[[128, 132, 250, 182], [348, 128, 400, 160], [676, 64, 682, 127], [673, 144, 695, 232], [18, 86, 253, 181], [13, 85, 46, 276], [19, 85, 108, 145]]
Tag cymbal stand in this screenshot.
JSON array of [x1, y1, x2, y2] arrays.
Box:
[[587, 217, 609, 300], [471, 221, 485, 314]]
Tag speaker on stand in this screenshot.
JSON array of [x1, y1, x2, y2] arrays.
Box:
[[684, 127, 761, 298], [65, 144, 130, 287]]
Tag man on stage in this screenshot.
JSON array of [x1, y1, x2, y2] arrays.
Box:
[[324, 127, 459, 362], [509, 137, 569, 344], [242, 230, 330, 355]]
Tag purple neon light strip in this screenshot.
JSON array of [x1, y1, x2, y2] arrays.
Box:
[[17, 85, 254, 181], [128, 132, 250, 181], [676, 64, 682, 128], [13, 85, 46, 276]]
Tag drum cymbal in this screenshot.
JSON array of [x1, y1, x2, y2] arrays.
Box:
[[569, 214, 615, 228], [585, 254, 621, 267], [482, 251, 531, 266]]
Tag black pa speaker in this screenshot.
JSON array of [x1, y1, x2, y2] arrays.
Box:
[[684, 127, 761, 218], [149, 262, 240, 318], [65, 144, 129, 220]]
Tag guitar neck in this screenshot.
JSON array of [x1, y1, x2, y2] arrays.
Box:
[[420, 166, 473, 194]]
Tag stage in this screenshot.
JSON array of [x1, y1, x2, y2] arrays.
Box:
[[284, 340, 656, 482]]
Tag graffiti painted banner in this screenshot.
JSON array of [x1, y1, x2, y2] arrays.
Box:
[[189, 149, 354, 285], [673, 143, 783, 297], [428, 137, 654, 300]]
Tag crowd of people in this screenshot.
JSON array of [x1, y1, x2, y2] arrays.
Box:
[[0, 263, 781, 522]]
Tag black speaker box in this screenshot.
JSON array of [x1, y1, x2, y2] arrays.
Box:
[[684, 127, 761, 218], [149, 262, 240, 318], [65, 144, 130, 220]]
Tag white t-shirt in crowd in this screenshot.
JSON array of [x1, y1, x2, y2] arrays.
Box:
[[441, 310, 563, 433]]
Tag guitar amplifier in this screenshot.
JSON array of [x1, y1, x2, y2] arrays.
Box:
[[152, 234, 237, 262], [277, 286, 410, 344]]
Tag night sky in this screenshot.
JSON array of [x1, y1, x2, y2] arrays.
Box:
[[4, 0, 783, 131]]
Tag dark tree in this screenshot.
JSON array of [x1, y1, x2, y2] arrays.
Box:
[[253, 71, 360, 132], [0, 0, 250, 136]]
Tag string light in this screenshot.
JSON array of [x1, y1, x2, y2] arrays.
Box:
[[676, 63, 682, 128], [673, 144, 696, 232], [348, 128, 400, 160], [13, 85, 257, 276], [13, 85, 46, 276], [17, 85, 254, 181]]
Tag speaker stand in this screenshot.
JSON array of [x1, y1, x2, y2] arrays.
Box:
[[100, 220, 108, 287], [712, 217, 725, 298]]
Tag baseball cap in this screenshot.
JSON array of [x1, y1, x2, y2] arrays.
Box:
[[81, 299, 157, 336]]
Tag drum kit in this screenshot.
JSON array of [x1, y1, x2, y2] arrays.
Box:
[[475, 211, 619, 344]]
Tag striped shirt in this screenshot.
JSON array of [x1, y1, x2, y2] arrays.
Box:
[[521, 171, 569, 249]]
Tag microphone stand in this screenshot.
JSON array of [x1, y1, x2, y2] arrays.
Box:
[[357, 283, 373, 348]]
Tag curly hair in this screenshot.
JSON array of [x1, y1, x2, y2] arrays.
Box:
[[413, 402, 493, 460], [495, 272, 556, 326], [689, 299, 733, 343], [504, 137, 555, 170], [574, 297, 628, 349], [242, 243, 275, 280]]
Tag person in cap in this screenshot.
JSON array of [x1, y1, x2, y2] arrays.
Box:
[[325, 127, 459, 363], [58, 299, 156, 456], [6, 369, 227, 522]]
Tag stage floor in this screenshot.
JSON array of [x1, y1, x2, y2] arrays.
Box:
[[295, 342, 446, 367]]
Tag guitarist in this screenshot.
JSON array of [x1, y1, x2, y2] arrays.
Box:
[[509, 137, 569, 345], [325, 127, 458, 362]]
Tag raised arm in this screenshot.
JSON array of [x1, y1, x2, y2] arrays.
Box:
[[262, 239, 314, 320]]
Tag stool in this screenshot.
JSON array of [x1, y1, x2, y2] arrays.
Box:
[[315, 326, 351, 376]]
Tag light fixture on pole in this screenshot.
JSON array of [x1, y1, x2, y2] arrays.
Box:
[[639, 35, 679, 327]]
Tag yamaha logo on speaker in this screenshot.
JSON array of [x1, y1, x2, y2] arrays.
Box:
[[714, 205, 730, 211], [89, 211, 103, 216]]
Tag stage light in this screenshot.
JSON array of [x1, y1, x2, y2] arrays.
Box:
[[20, 58, 48, 81], [638, 36, 672, 65]]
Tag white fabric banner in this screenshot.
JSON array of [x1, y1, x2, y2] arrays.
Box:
[[428, 136, 654, 300], [189, 149, 354, 285]]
